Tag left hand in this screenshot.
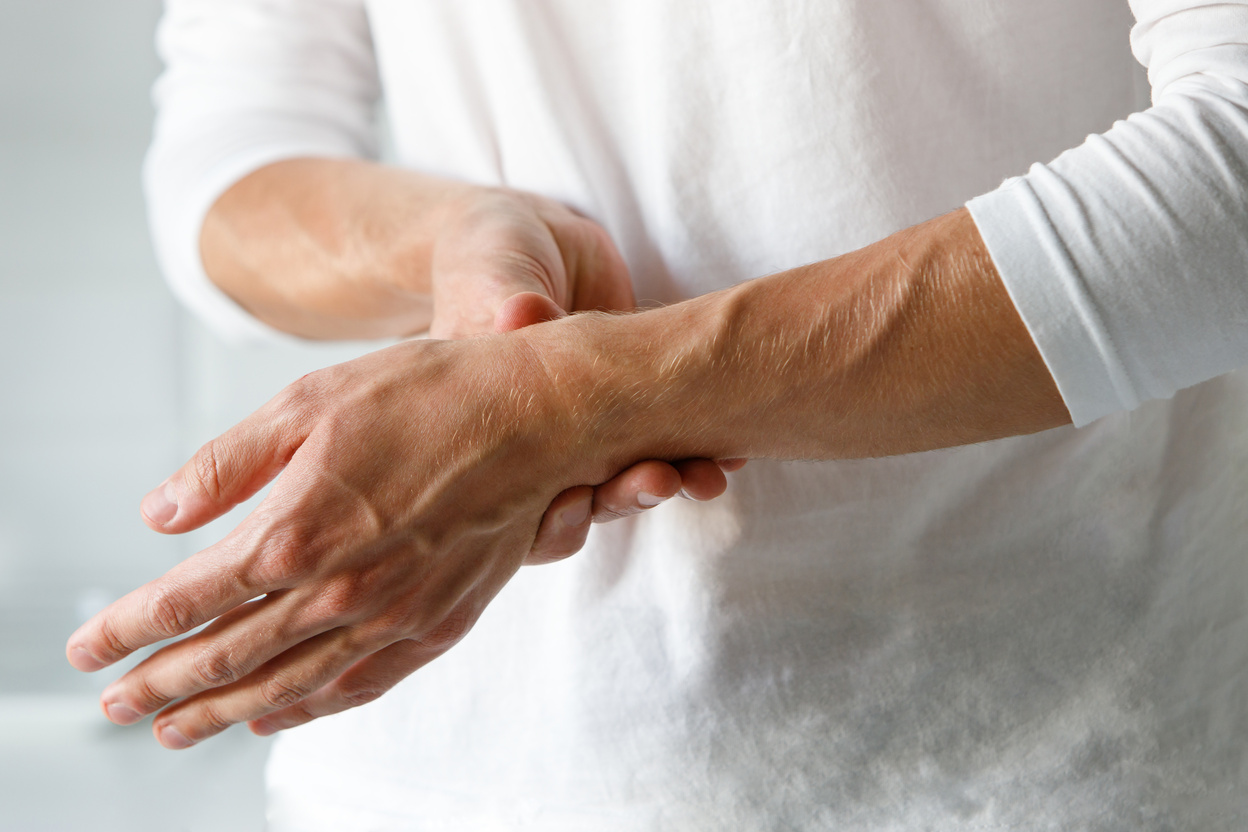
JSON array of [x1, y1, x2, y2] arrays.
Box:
[[67, 324, 740, 747], [67, 332, 623, 748]]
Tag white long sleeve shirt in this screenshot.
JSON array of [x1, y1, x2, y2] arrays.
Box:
[[146, 2, 1248, 829]]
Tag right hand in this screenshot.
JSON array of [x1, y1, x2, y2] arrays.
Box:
[[428, 188, 632, 340], [427, 187, 743, 563]]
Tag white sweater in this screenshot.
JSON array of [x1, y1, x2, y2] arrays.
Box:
[[146, 1, 1248, 829]]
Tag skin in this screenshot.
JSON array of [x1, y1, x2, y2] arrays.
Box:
[[66, 163, 1070, 749], [200, 158, 739, 541], [199, 159, 623, 341]]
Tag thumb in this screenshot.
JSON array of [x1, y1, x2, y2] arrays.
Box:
[[494, 290, 567, 334]]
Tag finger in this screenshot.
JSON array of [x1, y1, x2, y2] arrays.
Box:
[[249, 594, 486, 736], [66, 534, 274, 672], [526, 486, 593, 565], [553, 217, 636, 313], [248, 637, 447, 737], [717, 458, 749, 473], [168, 590, 490, 746], [495, 290, 566, 334], [98, 590, 332, 725], [140, 383, 314, 534], [150, 627, 366, 749], [591, 459, 683, 523], [673, 458, 729, 501]]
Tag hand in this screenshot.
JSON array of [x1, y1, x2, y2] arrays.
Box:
[[427, 188, 743, 562], [68, 333, 614, 748], [427, 188, 632, 340]]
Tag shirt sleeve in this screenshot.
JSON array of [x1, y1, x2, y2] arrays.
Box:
[[143, 0, 380, 343], [966, 0, 1248, 426]]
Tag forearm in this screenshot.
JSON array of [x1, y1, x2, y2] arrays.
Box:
[[200, 158, 473, 340], [72, 209, 1067, 744], [531, 208, 1071, 471]]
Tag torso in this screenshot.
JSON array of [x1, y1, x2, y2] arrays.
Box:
[[267, 4, 1248, 829]]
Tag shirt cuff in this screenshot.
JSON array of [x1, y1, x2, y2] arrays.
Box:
[[966, 177, 1141, 428]]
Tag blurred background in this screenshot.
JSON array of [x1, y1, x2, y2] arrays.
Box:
[[0, 2, 372, 829]]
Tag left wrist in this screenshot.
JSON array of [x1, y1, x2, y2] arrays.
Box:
[[512, 294, 740, 481]]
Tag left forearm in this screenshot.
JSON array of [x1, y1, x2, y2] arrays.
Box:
[[530, 208, 1072, 470]]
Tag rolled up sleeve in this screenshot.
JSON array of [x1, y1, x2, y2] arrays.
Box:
[[143, 0, 380, 342], [967, 0, 1248, 426]]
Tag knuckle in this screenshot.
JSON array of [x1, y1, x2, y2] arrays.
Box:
[[190, 648, 239, 688], [266, 700, 316, 730], [195, 702, 233, 735], [145, 590, 195, 638], [314, 408, 376, 450], [265, 374, 328, 439], [132, 676, 171, 711], [593, 505, 636, 524], [264, 379, 321, 434], [312, 574, 379, 621], [274, 374, 317, 412], [338, 685, 385, 710], [282, 701, 316, 724], [417, 612, 473, 653], [94, 618, 131, 662], [257, 676, 310, 710], [253, 535, 314, 586], [351, 607, 420, 649], [189, 439, 225, 502]]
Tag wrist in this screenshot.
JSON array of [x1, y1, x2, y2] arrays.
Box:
[[510, 293, 744, 482], [507, 208, 1068, 479]]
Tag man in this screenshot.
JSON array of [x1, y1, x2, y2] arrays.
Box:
[[70, 1, 1248, 828]]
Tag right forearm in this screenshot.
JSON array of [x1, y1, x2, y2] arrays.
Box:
[[200, 157, 474, 340]]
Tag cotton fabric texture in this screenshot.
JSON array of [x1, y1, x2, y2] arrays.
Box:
[[146, 1, 1248, 829]]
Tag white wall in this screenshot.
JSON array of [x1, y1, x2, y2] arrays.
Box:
[[0, 5, 386, 827], [0, 0, 373, 699]]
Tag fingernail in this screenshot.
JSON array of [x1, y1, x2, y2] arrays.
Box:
[[637, 492, 668, 508], [158, 724, 194, 750], [105, 702, 143, 725], [679, 488, 694, 501], [141, 480, 179, 526], [559, 499, 591, 527], [250, 719, 278, 737], [68, 645, 105, 672]]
